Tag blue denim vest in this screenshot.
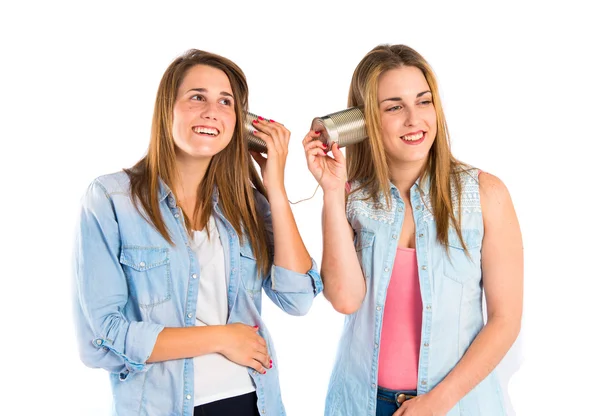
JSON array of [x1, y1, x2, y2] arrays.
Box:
[[324, 170, 505, 415], [73, 171, 322, 416]]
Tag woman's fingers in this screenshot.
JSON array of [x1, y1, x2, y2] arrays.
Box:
[[330, 142, 345, 163], [304, 137, 327, 153], [252, 118, 287, 155], [254, 349, 271, 370], [302, 130, 323, 146]]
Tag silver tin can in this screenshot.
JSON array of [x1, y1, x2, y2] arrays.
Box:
[[245, 112, 268, 153], [310, 106, 367, 150]]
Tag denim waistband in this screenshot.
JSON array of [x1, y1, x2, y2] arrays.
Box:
[[377, 386, 418, 405]]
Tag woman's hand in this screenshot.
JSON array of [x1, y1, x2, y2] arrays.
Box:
[[249, 117, 289, 198], [218, 323, 271, 374], [302, 130, 347, 193], [392, 393, 449, 416]]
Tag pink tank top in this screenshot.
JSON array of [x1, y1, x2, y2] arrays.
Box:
[[377, 247, 423, 390]]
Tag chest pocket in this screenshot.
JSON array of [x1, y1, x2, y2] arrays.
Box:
[[443, 229, 482, 283], [120, 246, 172, 307], [240, 243, 262, 295]]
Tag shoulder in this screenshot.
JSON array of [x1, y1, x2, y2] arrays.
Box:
[[477, 171, 516, 226], [81, 171, 132, 211], [478, 171, 511, 204], [93, 171, 132, 195]]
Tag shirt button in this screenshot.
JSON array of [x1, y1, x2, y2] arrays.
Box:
[[187, 313, 193, 318], [95, 339, 102, 345], [421, 380, 427, 386], [426, 304, 432, 310], [139, 261, 146, 268], [421, 265, 427, 270], [419, 233, 424, 238], [186, 394, 191, 400], [398, 207, 403, 212], [174, 213, 180, 218], [392, 234, 397, 239], [376, 306, 382, 311], [384, 267, 390, 272], [375, 343, 379, 348], [424, 342, 429, 347], [253, 370, 258, 375], [372, 383, 376, 388], [192, 273, 197, 279], [416, 205, 422, 210]]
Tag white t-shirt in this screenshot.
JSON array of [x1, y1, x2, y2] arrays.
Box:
[[191, 216, 255, 406]]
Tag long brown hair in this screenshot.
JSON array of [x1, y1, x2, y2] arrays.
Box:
[[346, 44, 471, 250], [125, 49, 270, 274]]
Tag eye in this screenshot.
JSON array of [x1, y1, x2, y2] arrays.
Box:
[[190, 94, 204, 101], [219, 97, 233, 106], [386, 105, 402, 112], [419, 100, 432, 106]]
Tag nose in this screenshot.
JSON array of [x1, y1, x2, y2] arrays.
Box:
[[200, 101, 218, 120], [403, 107, 419, 127]]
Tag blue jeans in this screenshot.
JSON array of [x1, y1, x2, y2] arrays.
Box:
[[194, 392, 259, 416], [376, 386, 418, 416]]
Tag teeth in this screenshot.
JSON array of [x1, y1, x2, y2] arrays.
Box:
[[401, 132, 424, 141], [193, 127, 219, 136]]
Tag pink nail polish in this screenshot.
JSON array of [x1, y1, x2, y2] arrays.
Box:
[[258, 116, 264, 120], [252, 119, 258, 124], [269, 119, 274, 123]]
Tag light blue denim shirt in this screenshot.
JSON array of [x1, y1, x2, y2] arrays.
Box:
[[325, 169, 505, 416], [73, 171, 323, 416]]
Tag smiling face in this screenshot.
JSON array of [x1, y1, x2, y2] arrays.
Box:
[[171, 64, 236, 162], [378, 65, 437, 166]]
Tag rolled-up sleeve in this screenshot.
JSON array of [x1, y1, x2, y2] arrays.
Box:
[[263, 259, 323, 316], [270, 259, 323, 294], [72, 179, 164, 379]]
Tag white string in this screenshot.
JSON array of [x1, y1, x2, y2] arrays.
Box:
[[288, 183, 320, 204]]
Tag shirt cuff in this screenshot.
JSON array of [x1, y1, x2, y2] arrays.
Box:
[[270, 259, 323, 295]]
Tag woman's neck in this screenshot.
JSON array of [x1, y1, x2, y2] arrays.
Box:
[[173, 153, 211, 215], [388, 158, 427, 197]]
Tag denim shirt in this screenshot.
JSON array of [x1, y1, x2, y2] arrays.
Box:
[[325, 170, 505, 416], [72, 171, 323, 416]]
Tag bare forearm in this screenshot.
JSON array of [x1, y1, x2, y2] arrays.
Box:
[[269, 191, 312, 273], [321, 189, 365, 314], [147, 326, 224, 363], [429, 316, 521, 410]]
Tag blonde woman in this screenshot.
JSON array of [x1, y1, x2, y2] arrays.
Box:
[[303, 44, 522, 416], [73, 49, 322, 416]]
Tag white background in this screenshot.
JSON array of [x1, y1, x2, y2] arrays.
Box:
[[1, 1, 599, 415]]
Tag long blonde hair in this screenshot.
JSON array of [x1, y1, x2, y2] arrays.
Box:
[[346, 44, 471, 249], [125, 49, 270, 274]]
